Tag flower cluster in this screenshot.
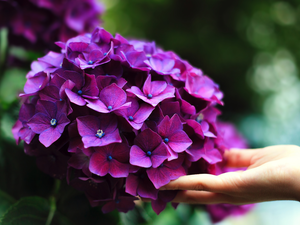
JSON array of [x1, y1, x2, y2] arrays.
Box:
[[13, 27, 251, 217], [0, 0, 104, 50]]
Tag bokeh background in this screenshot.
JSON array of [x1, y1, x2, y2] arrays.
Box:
[[1, 0, 300, 224]]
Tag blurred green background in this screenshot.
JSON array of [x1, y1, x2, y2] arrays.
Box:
[[2, 0, 300, 224]]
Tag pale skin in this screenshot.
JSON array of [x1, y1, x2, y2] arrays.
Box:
[[161, 145, 300, 205]]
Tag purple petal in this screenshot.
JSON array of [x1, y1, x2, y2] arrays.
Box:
[[28, 113, 51, 134], [147, 167, 170, 189], [168, 130, 192, 153], [125, 174, 139, 196], [151, 143, 169, 168], [109, 160, 129, 178], [39, 127, 61, 147], [99, 83, 127, 109], [129, 145, 152, 168], [65, 88, 86, 106], [77, 116, 100, 137], [89, 151, 109, 176], [23, 72, 49, 95], [86, 99, 110, 113]]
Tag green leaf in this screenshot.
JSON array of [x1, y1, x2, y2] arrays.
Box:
[[0, 196, 71, 225], [0, 189, 15, 218], [0, 196, 49, 225], [0, 68, 27, 105], [120, 205, 149, 225]]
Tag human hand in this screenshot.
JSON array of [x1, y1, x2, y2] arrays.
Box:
[[161, 145, 300, 204]]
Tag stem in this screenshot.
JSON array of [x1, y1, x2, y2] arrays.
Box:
[[45, 196, 56, 225], [45, 179, 61, 225], [0, 28, 8, 79]]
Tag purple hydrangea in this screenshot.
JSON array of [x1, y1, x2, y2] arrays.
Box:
[[13, 27, 253, 220], [0, 0, 104, 50]]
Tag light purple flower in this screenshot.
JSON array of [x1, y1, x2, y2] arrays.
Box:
[[116, 98, 154, 130], [130, 129, 169, 168], [127, 74, 175, 107], [147, 156, 186, 189], [27, 100, 70, 147], [86, 83, 131, 113], [157, 114, 192, 160], [89, 143, 130, 178], [76, 114, 122, 148]]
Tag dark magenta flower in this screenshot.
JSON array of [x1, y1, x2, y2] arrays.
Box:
[[116, 98, 154, 130], [68, 147, 93, 177], [151, 190, 178, 215], [146, 156, 186, 189], [15, 103, 36, 144], [157, 114, 192, 160], [127, 74, 175, 107], [101, 194, 138, 213], [0, 0, 104, 50], [125, 169, 158, 200], [76, 114, 122, 148], [27, 100, 70, 147], [86, 83, 131, 113], [89, 143, 130, 178], [185, 73, 223, 105], [130, 129, 169, 168]]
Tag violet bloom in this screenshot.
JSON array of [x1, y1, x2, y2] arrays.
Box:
[[125, 169, 158, 200], [89, 143, 130, 178], [151, 190, 178, 215], [185, 74, 223, 105], [130, 129, 169, 168], [207, 204, 255, 223], [68, 148, 93, 177], [157, 114, 192, 160], [216, 121, 248, 149], [70, 176, 112, 202], [27, 100, 70, 147], [145, 53, 179, 75], [15, 103, 36, 144], [76, 114, 122, 148], [21, 72, 49, 97], [146, 156, 186, 189], [127, 74, 175, 107], [86, 83, 131, 113], [58, 71, 99, 106], [116, 98, 154, 130], [102, 194, 138, 214]]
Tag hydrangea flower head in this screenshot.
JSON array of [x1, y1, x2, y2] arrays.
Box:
[[0, 0, 104, 50], [13, 27, 253, 220]]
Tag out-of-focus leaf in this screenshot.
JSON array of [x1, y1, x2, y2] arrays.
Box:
[[120, 205, 149, 225], [0, 189, 15, 218], [0, 196, 50, 225], [0, 196, 71, 225], [0, 68, 26, 104]]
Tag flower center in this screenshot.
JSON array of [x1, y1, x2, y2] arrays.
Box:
[[50, 118, 57, 126], [128, 116, 134, 121], [115, 199, 120, 204], [88, 60, 93, 65], [146, 151, 152, 156], [77, 90, 83, 95], [95, 129, 105, 138], [147, 94, 153, 99], [107, 105, 112, 110], [196, 113, 204, 123], [103, 52, 107, 56], [164, 138, 169, 143], [107, 155, 113, 161]]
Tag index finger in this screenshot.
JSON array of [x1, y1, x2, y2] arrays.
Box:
[[160, 171, 244, 194]]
